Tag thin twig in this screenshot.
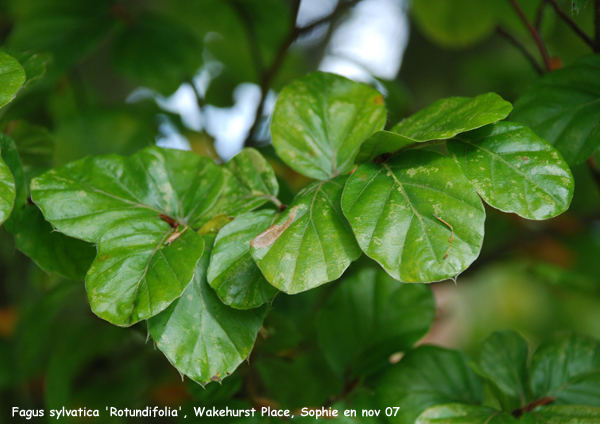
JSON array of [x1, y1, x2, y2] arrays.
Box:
[[243, 0, 363, 147], [546, 0, 594, 48], [497, 26, 544, 74], [507, 0, 553, 71]]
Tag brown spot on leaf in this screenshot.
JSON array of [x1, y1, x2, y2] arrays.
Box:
[[97, 254, 110, 263], [374, 95, 384, 105], [251, 206, 298, 249]]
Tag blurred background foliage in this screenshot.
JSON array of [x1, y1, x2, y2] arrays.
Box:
[[0, 0, 599, 422]]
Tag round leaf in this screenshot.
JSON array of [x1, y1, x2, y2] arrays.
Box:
[[377, 345, 484, 424], [511, 54, 600, 165], [0, 51, 26, 109], [448, 122, 574, 220], [148, 235, 266, 386], [317, 268, 435, 377], [250, 175, 361, 294], [271, 72, 387, 180], [342, 150, 485, 283], [208, 210, 279, 309], [357, 93, 513, 163]]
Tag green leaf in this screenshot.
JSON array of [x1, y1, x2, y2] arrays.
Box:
[[208, 210, 279, 309], [317, 268, 435, 377], [532, 405, 600, 423], [8, 120, 54, 182], [86, 218, 204, 326], [14, 206, 95, 280], [511, 54, 600, 165], [271, 72, 387, 180], [0, 153, 16, 227], [148, 235, 266, 385], [476, 331, 530, 411], [357, 93, 512, 163], [342, 150, 485, 283], [30, 147, 238, 325], [448, 122, 574, 220], [571, 0, 588, 12], [0, 134, 25, 232], [112, 13, 202, 95], [530, 333, 600, 406], [410, 0, 496, 48], [0, 51, 26, 109], [416, 404, 518, 424], [377, 345, 484, 424], [250, 175, 361, 294], [225, 148, 280, 210]]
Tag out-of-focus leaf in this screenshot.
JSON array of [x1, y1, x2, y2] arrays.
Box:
[[7, 120, 54, 181], [7, 0, 115, 71], [357, 93, 512, 163], [448, 122, 574, 220], [342, 150, 485, 283], [271, 72, 386, 180], [530, 333, 600, 406], [250, 175, 361, 294], [208, 210, 279, 309], [411, 0, 496, 48], [112, 13, 202, 95], [511, 54, 600, 165], [317, 268, 435, 376], [205, 68, 238, 108], [476, 331, 530, 411], [377, 345, 484, 424], [571, 0, 588, 12], [148, 235, 266, 385], [53, 110, 155, 166], [0, 51, 26, 109]]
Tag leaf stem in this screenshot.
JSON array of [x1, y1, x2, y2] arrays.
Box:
[[496, 26, 544, 75], [507, 0, 553, 71], [546, 0, 594, 49], [512, 397, 556, 418]]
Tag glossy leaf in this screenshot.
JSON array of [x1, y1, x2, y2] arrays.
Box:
[[317, 268, 435, 377], [0, 134, 25, 232], [342, 150, 485, 283], [208, 210, 279, 309], [0, 51, 26, 109], [448, 122, 574, 220], [225, 148, 280, 210], [148, 235, 266, 385], [271, 72, 386, 180], [530, 333, 600, 406], [476, 331, 530, 411], [250, 175, 361, 294], [532, 406, 600, 423], [30, 147, 238, 325], [511, 55, 600, 165], [411, 0, 496, 48], [112, 13, 202, 95], [357, 93, 512, 163], [86, 218, 204, 326], [377, 345, 484, 424]]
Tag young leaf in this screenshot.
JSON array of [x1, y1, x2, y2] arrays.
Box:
[[448, 122, 574, 220], [250, 175, 361, 294], [357, 93, 512, 163], [416, 404, 518, 424], [317, 268, 435, 377], [148, 235, 267, 386], [0, 51, 26, 109], [270, 72, 387, 180], [342, 150, 485, 283], [225, 148, 280, 210], [530, 333, 600, 406], [377, 345, 484, 424], [476, 331, 530, 411], [112, 13, 202, 95], [511, 54, 600, 165], [86, 217, 205, 326], [207, 210, 279, 309]]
